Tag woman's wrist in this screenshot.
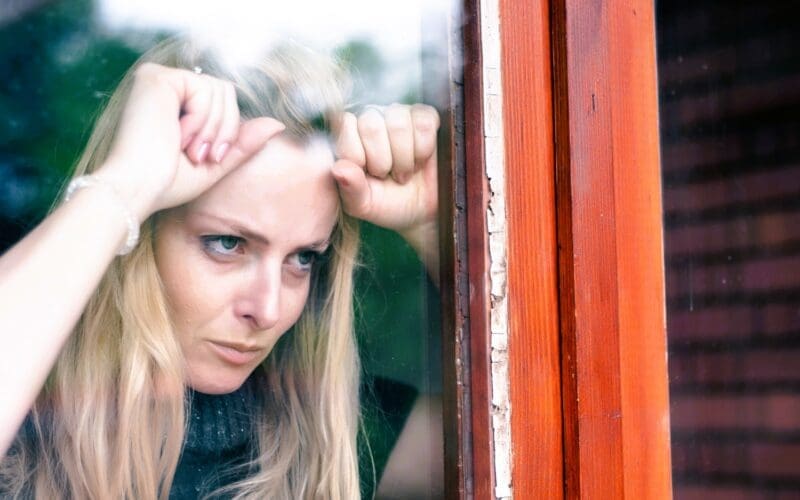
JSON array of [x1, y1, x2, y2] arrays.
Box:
[[93, 161, 161, 224], [64, 175, 142, 254], [400, 220, 440, 287]]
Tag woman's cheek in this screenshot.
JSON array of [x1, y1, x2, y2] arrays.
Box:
[[176, 260, 239, 328], [283, 282, 312, 327], [155, 234, 215, 331]]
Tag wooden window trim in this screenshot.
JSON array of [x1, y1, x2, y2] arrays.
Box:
[[501, 0, 565, 497], [447, 0, 674, 497], [440, 0, 494, 496], [550, 1, 673, 497]]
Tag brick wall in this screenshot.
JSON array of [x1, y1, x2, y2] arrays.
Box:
[[658, 0, 800, 497]]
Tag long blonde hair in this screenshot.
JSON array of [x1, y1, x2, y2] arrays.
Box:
[[1, 37, 362, 499]]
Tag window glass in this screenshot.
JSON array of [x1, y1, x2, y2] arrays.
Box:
[[658, 0, 800, 497], [0, 0, 456, 497]]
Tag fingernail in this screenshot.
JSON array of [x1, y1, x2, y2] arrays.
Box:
[[214, 143, 229, 163], [197, 142, 210, 162]]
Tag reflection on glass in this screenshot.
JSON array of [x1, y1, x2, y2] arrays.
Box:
[[658, 0, 800, 498], [0, 0, 454, 497]]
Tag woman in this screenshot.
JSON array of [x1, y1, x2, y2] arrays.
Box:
[[0, 36, 439, 499]]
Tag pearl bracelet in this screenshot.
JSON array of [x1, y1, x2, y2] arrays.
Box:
[[64, 175, 140, 255]]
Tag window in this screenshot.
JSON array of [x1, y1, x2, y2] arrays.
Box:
[[0, 1, 467, 497], [658, 1, 800, 496]]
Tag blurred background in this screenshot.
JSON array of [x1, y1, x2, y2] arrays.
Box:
[[657, 1, 800, 498], [0, 0, 452, 497]]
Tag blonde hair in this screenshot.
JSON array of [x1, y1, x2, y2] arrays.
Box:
[[1, 37, 362, 499]]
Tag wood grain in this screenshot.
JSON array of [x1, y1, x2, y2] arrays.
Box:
[[551, 0, 673, 498], [611, 3, 673, 496], [499, 0, 565, 497]]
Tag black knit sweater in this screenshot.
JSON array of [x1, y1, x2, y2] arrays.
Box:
[[169, 374, 263, 499], [4, 375, 416, 499], [169, 374, 419, 499]]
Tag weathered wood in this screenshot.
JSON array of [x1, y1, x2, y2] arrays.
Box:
[[500, 0, 565, 497], [462, 0, 495, 497]]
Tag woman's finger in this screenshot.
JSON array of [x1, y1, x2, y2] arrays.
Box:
[[219, 117, 286, 170], [384, 104, 415, 184], [188, 77, 225, 163], [411, 104, 440, 164], [357, 108, 392, 179], [211, 81, 240, 163], [331, 158, 372, 219], [335, 112, 366, 167], [178, 74, 213, 161]]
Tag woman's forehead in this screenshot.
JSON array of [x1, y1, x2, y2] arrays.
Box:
[[183, 135, 340, 235], [233, 134, 334, 182]]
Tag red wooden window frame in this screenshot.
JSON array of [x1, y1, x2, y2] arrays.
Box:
[[447, 0, 673, 497]]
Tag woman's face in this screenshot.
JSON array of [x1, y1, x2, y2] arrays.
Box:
[[154, 135, 340, 394]]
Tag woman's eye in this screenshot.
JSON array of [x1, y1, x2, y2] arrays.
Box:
[[290, 250, 320, 273], [201, 235, 244, 256], [298, 251, 316, 266]]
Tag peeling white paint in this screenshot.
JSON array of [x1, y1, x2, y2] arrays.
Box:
[[491, 332, 508, 351], [480, 0, 512, 497]]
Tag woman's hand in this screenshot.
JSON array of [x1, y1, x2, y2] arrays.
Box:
[[332, 104, 440, 280], [96, 63, 285, 222]]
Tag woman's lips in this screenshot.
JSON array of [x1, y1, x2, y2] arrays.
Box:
[[208, 341, 261, 366]]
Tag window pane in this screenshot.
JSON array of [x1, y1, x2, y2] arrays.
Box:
[[0, 1, 457, 497], [658, 1, 800, 497]]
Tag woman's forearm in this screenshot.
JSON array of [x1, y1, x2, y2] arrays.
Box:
[[0, 185, 132, 455], [401, 220, 440, 287]]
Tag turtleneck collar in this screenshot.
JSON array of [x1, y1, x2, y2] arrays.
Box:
[[182, 370, 264, 457]]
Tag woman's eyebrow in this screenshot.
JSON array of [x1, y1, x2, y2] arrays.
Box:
[[299, 239, 331, 252], [192, 212, 271, 245], [191, 211, 332, 250]]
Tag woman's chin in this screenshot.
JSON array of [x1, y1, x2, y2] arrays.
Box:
[[185, 366, 253, 395]]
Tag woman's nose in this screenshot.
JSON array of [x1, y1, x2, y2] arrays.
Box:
[[235, 264, 281, 331]]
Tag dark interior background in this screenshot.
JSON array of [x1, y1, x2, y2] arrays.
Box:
[[657, 1, 800, 498]]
